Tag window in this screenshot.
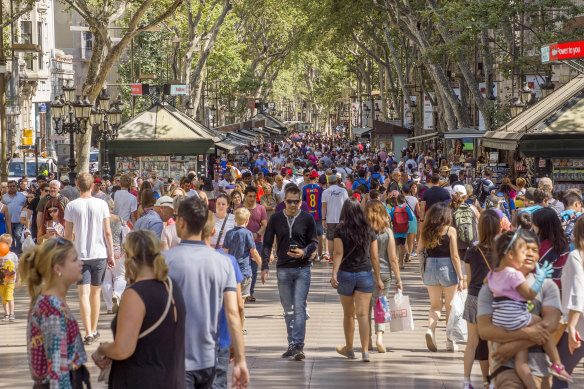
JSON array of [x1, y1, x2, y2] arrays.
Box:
[[21, 21, 33, 69], [82, 31, 93, 59], [37, 22, 44, 70]]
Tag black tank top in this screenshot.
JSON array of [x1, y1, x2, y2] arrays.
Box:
[[427, 233, 452, 257], [109, 278, 186, 389]]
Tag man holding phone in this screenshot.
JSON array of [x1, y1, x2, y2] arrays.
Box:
[[261, 184, 318, 361]]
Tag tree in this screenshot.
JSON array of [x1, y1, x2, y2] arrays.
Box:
[[60, 0, 183, 173]]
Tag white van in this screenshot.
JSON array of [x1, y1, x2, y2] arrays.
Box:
[[8, 157, 59, 182]]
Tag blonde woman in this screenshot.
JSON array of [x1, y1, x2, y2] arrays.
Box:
[[364, 200, 402, 353], [94, 230, 186, 388], [417, 202, 463, 352], [20, 238, 89, 387]]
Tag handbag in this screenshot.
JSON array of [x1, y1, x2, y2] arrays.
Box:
[[389, 291, 415, 332], [96, 278, 174, 383]]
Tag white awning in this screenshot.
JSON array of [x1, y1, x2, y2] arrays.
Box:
[[353, 127, 373, 136], [442, 128, 485, 139], [405, 132, 439, 142], [481, 131, 524, 150]]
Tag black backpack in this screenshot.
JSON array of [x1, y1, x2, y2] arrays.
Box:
[[472, 178, 490, 204]]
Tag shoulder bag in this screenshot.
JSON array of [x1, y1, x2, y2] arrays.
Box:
[[214, 215, 229, 250], [95, 278, 174, 383]]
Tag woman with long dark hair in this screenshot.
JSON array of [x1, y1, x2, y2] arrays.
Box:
[[417, 202, 464, 352], [331, 198, 383, 362], [462, 210, 500, 389], [532, 207, 570, 290], [37, 199, 66, 244]]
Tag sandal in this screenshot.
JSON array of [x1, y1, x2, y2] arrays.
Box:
[[550, 364, 573, 382]]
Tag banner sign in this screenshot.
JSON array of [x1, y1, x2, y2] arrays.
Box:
[[541, 41, 584, 63]]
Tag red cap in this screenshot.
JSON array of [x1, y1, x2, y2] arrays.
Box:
[[94, 178, 102, 184], [309, 171, 319, 179], [287, 169, 293, 176]]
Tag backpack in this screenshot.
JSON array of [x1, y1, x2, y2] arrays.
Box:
[[452, 204, 478, 248], [392, 206, 409, 234], [472, 178, 490, 204], [367, 173, 381, 190], [561, 210, 582, 245]]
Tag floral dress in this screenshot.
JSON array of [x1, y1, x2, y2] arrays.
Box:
[[27, 295, 87, 388]]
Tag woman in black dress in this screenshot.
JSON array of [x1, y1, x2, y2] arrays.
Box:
[[94, 230, 186, 388]]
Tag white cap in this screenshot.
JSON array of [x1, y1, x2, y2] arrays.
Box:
[[453, 185, 467, 196], [155, 196, 174, 209]]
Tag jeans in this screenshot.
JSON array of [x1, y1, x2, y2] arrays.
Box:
[[249, 242, 262, 295], [277, 265, 311, 348], [11, 223, 24, 254], [186, 367, 216, 389], [369, 273, 393, 334], [212, 347, 230, 389]]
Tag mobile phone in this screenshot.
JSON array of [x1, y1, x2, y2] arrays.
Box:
[[289, 244, 298, 250]]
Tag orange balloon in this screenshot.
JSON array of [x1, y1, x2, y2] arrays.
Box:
[[0, 242, 9, 257]]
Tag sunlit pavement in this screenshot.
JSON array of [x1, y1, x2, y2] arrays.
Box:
[[1, 259, 582, 388]]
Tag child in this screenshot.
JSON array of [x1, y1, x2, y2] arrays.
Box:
[[0, 233, 18, 321], [488, 228, 572, 387], [223, 208, 262, 330], [389, 194, 414, 269]]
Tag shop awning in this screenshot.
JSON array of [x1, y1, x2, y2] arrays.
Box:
[[442, 127, 485, 139], [405, 132, 439, 142], [520, 133, 584, 158], [481, 131, 524, 150], [353, 127, 373, 136], [215, 139, 241, 153]]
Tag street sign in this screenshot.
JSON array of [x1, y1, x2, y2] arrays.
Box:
[[170, 84, 187, 95], [39, 103, 46, 112], [541, 40, 584, 63], [18, 145, 35, 149], [267, 102, 275, 109]]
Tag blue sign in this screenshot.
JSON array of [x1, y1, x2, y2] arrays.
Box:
[[39, 103, 47, 113]]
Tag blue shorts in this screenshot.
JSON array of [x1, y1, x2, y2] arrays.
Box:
[[337, 270, 374, 296], [315, 219, 324, 236], [408, 219, 417, 234], [423, 257, 459, 287]]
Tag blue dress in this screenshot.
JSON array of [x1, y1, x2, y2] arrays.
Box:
[[0, 206, 6, 234]]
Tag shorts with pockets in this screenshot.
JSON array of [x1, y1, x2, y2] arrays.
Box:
[[240, 276, 252, 297], [78, 258, 107, 286], [326, 223, 339, 240], [423, 257, 459, 287], [337, 270, 374, 296]]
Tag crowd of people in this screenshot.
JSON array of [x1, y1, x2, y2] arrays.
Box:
[[2, 131, 583, 388]]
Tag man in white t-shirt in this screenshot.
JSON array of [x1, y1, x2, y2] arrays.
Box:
[[65, 172, 114, 345], [113, 174, 138, 225], [321, 175, 348, 262]]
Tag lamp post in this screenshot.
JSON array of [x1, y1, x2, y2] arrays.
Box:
[[540, 76, 556, 98], [91, 89, 123, 180], [51, 80, 92, 185]]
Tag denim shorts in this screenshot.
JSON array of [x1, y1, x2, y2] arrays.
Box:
[[78, 259, 107, 286], [423, 257, 459, 287], [337, 270, 374, 296], [315, 219, 324, 236]]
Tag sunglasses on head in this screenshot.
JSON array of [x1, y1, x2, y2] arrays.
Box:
[[286, 199, 300, 205]]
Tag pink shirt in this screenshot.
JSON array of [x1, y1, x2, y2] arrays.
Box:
[[487, 267, 527, 302], [236, 204, 267, 243]]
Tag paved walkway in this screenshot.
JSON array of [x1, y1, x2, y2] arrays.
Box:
[[1, 258, 582, 388]]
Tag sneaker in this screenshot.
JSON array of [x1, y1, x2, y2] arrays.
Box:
[[112, 294, 120, 314], [463, 383, 474, 389], [242, 329, 248, 335], [83, 335, 94, 345], [550, 363, 573, 382], [293, 346, 305, 361], [362, 352, 370, 362], [322, 253, 330, 262], [282, 345, 295, 358], [425, 329, 437, 352], [93, 331, 100, 341], [410, 252, 417, 258], [246, 295, 256, 303], [335, 345, 356, 359], [9, 314, 15, 321], [446, 339, 459, 352]]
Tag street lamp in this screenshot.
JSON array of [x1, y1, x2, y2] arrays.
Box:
[[92, 89, 123, 180], [185, 101, 195, 117], [510, 97, 525, 117], [51, 81, 92, 185], [521, 83, 534, 105]]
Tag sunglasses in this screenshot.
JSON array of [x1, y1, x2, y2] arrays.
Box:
[[48, 208, 58, 214], [285, 199, 300, 205]]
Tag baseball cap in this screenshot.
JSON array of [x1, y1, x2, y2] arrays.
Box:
[[309, 171, 319, 179], [402, 184, 411, 193], [94, 178, 102, 184], [155, 196, 174, 209], [328, 174, 338, 183], [412, 174, 421, 183], [453, 185, 467, 196]]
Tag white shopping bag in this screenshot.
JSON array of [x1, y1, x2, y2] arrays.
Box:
[[389, 291, 415, 332], [22, 233, 36, 252], [446, 289, 468, 342]]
